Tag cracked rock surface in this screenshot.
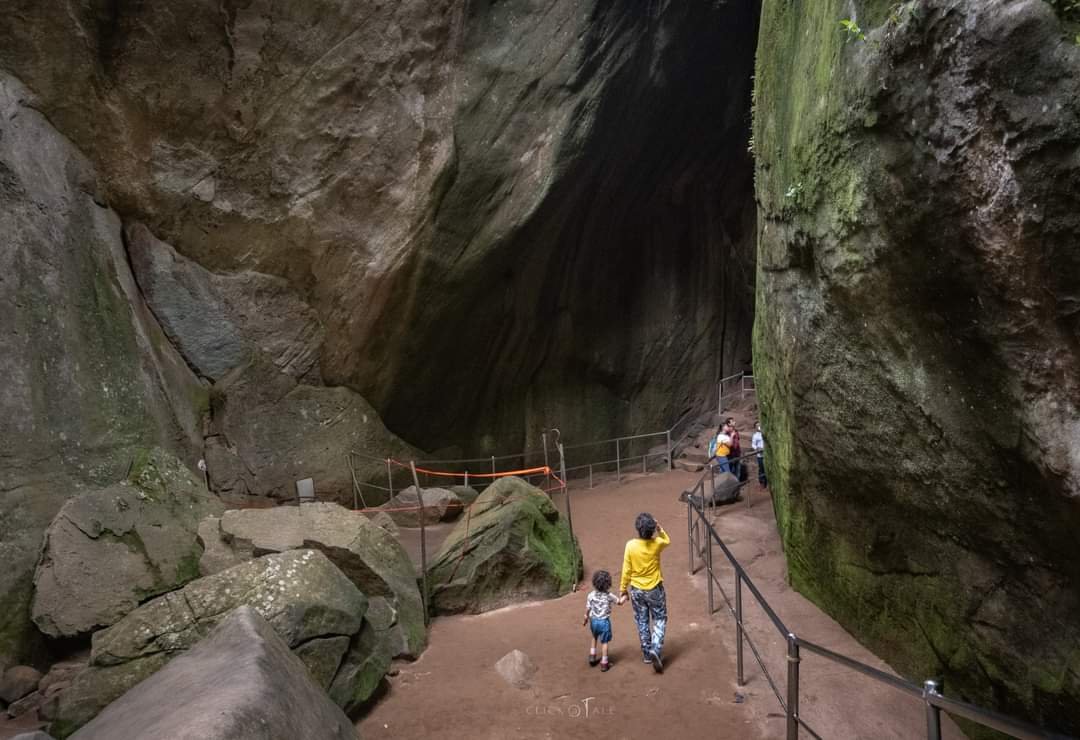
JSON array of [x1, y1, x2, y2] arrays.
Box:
[[32, 449, 224, 639], [43, 550, 369, 737]]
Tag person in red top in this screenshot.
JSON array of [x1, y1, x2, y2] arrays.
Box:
[[724, 418, 742, 480]]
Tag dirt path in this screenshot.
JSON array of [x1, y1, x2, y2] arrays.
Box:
[[371, 400, 970, 740], [360, 469, 760, 740]]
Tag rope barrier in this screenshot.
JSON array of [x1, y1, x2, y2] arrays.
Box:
[[390, 460, 556, 480]]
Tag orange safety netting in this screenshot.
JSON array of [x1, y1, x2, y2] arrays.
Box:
[[352, 461, 564, 514], [390, 460, 559, 481]]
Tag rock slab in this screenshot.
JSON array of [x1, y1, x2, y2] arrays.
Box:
[[43, 550, 367, 737], [426, 477, 581, 614], [205, 354, 422, 505], [201, 502, 426, 658], [380, 486, 460, 527], [69, 606, 354, 740]]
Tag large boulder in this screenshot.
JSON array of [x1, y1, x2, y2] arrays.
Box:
[[70, 606, 354, 740], [42, 550, 368, 737], [126, 223, 324, 383], [426, 477, 580, 614], [32, 449, 224, 638], [379, 486, 459, 527], [200, 503, 426, 658], [204, 354, 421, 506], [0, 72, 204, 667], [754, 0, 1080, 734], [0, 665, 42, 704]]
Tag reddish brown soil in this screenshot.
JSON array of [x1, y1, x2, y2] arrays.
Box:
[[359, 468, 761, 740]]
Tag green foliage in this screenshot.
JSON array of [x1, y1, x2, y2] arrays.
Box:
[[839, 18, 866, 42]]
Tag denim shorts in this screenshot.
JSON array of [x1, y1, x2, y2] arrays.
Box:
[[590, 617, 613, 643]]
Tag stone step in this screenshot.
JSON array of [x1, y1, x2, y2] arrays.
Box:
[[681, 449, 710, 464], [673, 459, 704, 473]]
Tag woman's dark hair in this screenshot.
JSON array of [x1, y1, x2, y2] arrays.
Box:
[[635, 512, 657, 539], [592, 570, 612, 592]]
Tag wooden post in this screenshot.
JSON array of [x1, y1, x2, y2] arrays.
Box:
[[410, 461, 429, 625]]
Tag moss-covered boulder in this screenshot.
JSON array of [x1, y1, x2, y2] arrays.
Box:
[[754, 0, 1080, 734], [426, 477, 580, 614], [42, 550, 368, 737], [200, 502, 426, 658], [32, 449, 224, 638]]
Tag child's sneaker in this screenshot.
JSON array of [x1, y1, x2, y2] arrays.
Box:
[[600, 660, 611, 672], [588, 656, 600, 667]]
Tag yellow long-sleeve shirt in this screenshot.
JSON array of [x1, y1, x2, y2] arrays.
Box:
[[619, 528, 670, 592]]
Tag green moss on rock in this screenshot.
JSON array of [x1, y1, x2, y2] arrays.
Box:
[[427, 477, 581, 614], [754, 1, 1080, 736]]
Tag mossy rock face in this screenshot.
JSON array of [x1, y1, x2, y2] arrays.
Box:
[[32, 449, 225, 638], [0, 74, 203, 667], [754, 0, 1080, 735], [426, 477, 581, 614]]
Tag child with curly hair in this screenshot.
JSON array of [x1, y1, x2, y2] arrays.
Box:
[[583, 569, 624, 672]]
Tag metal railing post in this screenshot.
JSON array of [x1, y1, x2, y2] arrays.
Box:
[[687, 500, 694, 575], [616, 439, 621, 483], [709, 462, 716, 515], [491, 456, 496, 475], [589, 464, 593, 489], [706, 525, 714, 614], [464, 471, 469, 488], [410, 461, 429, 625], [736, 573, 745, 686], [542, 433, 549, 471], [666, 428, 673, 471], [642, 453, 647, 474], [386, 458, 394, 499], [924, 681, 943, 740], [786, 634, 801, 739]]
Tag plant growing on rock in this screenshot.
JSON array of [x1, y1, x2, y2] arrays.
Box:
[[839, 18, 866, 42]]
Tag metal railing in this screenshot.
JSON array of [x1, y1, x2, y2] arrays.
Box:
[[685, 478, 1064, 740], [348, 396, 725, 505], [718, 370, 756, 415]]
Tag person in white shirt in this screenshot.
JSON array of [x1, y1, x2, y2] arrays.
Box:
[[751, 422, 766, 488]]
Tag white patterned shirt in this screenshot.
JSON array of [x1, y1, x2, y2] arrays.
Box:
[[586, 591, 617, 620]]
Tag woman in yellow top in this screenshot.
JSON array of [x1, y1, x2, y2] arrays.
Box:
[[618, 512, 670, 673]]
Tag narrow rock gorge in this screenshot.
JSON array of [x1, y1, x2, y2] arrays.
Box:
[[3, 0, 1078, 737], [754, 0, 1080, 735], [0, 0, 757, 672]]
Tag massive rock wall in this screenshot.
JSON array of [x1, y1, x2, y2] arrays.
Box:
[[754, 0, 1080, 733], [0, 0, 758, 454], [0, 72, 205, 664]]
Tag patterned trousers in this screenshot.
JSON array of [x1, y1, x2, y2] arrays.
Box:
[[630, 583, 668, 655]]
